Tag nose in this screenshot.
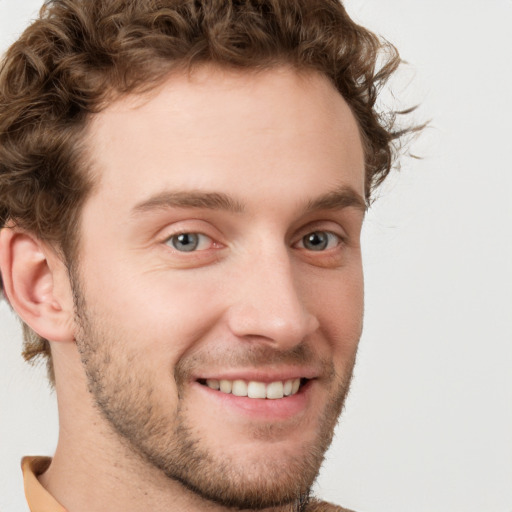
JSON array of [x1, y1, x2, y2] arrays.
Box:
[[226, 249, 320, 349]]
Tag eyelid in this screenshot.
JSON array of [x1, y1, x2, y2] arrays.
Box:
[[164, 232, 214, 252], [293, 219, 348, 244], [156, 219, 225, 253], [294, 230, 343, 251]]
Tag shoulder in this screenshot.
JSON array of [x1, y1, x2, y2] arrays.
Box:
[[306, 498, 357, 512]]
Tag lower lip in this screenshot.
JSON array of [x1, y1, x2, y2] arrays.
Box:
[[192, 380, 313, 422]]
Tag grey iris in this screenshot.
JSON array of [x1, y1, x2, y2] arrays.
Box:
[[303, 232, 328, 251], [172, 233, 199, 252]]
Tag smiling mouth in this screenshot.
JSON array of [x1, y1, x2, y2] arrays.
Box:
[[197, 378, 309, 399]]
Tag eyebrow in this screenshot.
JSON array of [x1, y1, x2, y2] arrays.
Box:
[[132, 191, 245, 215], [305, 186, 367, 214], [131, 185, 366, 217]]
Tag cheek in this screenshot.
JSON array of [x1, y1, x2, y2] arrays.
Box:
[[305, 265, 364, 357], [80, 262, 226, 366]]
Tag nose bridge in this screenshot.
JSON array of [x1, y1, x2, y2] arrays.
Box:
[[227, 242, 319, 347]]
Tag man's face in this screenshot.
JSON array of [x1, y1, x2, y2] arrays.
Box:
[[73, 66, 365, 509]]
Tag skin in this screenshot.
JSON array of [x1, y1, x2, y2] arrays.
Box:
[[5, 65, 366, 512]]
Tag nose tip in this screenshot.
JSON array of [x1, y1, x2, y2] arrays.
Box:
[[227, 303, 319, 349], [226, 274, 320, 349]]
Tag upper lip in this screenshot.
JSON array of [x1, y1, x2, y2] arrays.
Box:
[[193, 367, 320, 383]]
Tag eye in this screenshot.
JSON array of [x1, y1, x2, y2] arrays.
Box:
[[165, 233, 212, 252], [298, 231, 341, 251]]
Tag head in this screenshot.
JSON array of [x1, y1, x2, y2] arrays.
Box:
[[0, 0, 408, 509]]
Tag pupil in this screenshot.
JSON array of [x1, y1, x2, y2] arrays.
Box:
[[304, 232, 328, 251], [172, 233, 199, 252]]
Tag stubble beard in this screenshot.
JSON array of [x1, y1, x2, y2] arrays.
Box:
[[72, 281, 356, 511]]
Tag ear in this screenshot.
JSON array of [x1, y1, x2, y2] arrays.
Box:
[[0, 227, 75, 343]]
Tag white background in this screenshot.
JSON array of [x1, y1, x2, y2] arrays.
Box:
[[1, 1, 511, 511]]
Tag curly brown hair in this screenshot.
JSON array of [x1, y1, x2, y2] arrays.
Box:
[[0, 0, 410, 382]]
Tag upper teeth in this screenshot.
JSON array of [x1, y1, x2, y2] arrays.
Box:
[[205, 378, 301, 399]]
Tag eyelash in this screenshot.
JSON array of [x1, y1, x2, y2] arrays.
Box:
[[163, 229, 344, 254], [295, 231, 343, 252], [164, 232, 215, 252]]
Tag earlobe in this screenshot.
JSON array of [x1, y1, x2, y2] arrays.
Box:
[[0, 227, 75, 343]]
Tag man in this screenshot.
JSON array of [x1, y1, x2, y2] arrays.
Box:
[[0, 1, 410, 511]]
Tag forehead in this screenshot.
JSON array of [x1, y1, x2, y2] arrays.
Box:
[[84, 65, 365, 214]]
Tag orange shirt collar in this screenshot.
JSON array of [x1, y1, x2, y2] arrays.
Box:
[[22, 457, 67, 512]]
